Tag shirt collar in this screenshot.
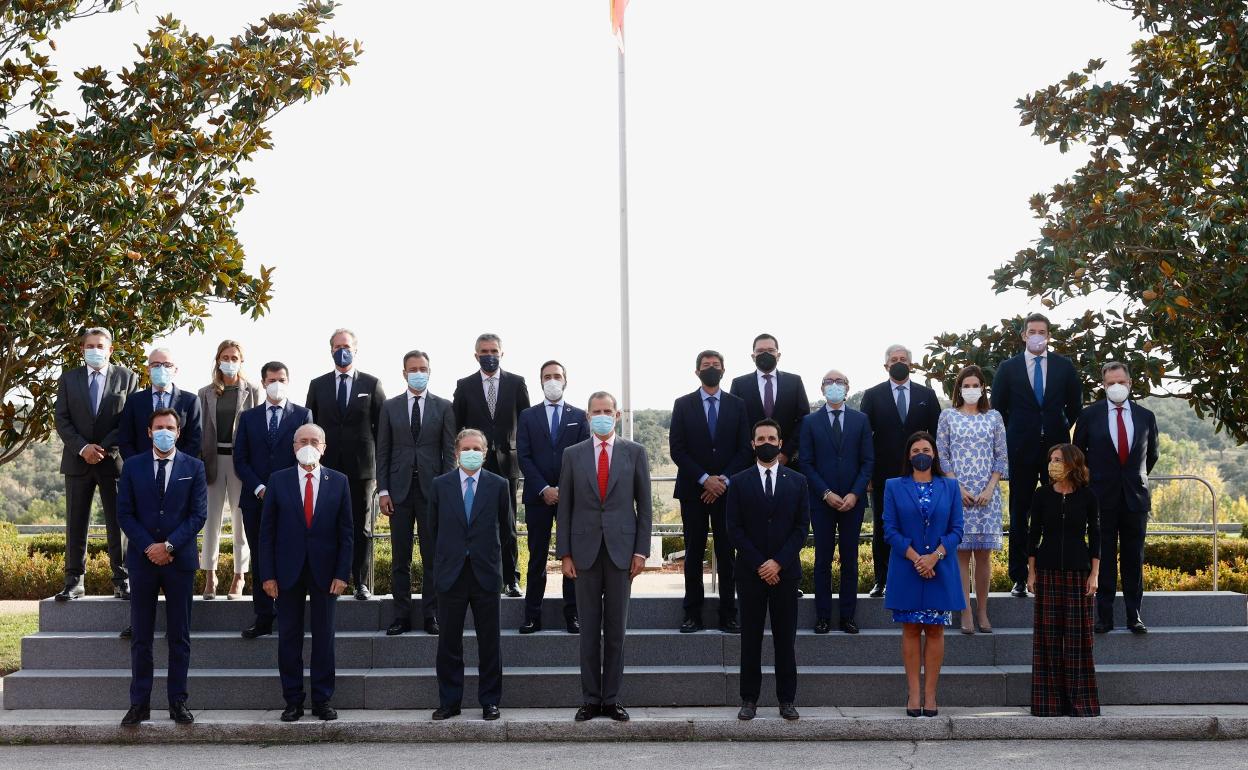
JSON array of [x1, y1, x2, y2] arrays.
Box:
[[825, 403, 845, 414], [757, 461, 778, 475], [596, 433, 617, 448], [892, 380, 910, 391], [700, 388, 720, 401], [267, 399, 288, 410], [546, 399, 564, 408], [757, 369, 777, 380], [1026, 350, 1046, 362], [458, 468, 480, 486], [408, 389, 423, 401], [152, 448, 177, 463], [480, 370, 499, 382], [1111, 399, 1132, 412], [337, 368, 355, 378], [300, 463, 321, 475]]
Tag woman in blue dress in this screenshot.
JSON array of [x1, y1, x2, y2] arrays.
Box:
[[883, 431, 965, 717]]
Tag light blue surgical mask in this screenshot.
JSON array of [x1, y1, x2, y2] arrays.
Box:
[[150, 365, 173, 388], [407, 372, 429, 392], [218, 361, 240, 378], [152, 428, 176, 453], [459, 450, 484, 472], [590, 414, 616, 437], [84, 348, 107, 369], [823, 383, 847, 404]]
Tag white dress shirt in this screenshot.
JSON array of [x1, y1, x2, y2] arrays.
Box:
[[756, 369, 780, 405], [1108, 399, 1134, 453], [298, 463, 323, 511], [1025, 351, 1049, 396], [756, 461, 779, 490]]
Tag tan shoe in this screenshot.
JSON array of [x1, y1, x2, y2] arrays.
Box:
[[202, 572, 217, 600], [227, 573, 245, 599]]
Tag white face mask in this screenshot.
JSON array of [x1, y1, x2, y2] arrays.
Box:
[[265, 381, 287, 402], [1106, 383, 1130, 404], [296, 445, 321, 466], [961, 387, 983, 405], [218, 361, 241, 378], [542, 379, 564, 402], [1026, 333, 1048, 355]]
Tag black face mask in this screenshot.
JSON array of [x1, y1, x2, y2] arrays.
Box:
[[889, 362, 910, 382], [754, 443, 782, 463], [754, 352, 777, 373], [698, 367, 724, 387], [478, 354, 500, 374]]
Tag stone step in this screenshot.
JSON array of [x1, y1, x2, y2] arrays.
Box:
[[7, 663, 1248, 710], [21, 626, 1248, 671], [36, 591, 1247, 633]]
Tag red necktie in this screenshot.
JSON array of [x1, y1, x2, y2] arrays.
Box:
[[1115, 407, 1129, 466], [597, 442, 610, 500], [304, 472, 314, 527]]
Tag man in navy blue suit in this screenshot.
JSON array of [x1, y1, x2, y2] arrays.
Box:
[[258, 423, 353, 722], [516, 360, 590, 634], [990, 313, 1084, 596], [726, 418, 809, 722], [1074, 361, 1159, 634], [232, 362, 312, 639], [669, 350, 752, 634], [116, 408, 207, 726], [428, 429, 514, 721], [118, 347, 202, 460], [799, 369, 874, 634]]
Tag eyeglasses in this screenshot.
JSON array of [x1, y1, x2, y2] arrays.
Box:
[[149, 362, 176, 369], [821, 378, 848, 386]]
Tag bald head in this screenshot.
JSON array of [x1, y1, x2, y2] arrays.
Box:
[[294, 423, 326, 449]]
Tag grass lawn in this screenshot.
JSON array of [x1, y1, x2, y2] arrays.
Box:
[[0, 612, 37, 675]]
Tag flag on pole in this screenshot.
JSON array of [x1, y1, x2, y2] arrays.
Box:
[[611, 0, 628, 52]]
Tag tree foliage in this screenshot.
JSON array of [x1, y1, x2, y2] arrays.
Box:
[[923, 0, 1248, 443], [0, 1, 360, 465]]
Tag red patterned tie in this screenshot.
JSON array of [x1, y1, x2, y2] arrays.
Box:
[[597, 442, 610, 500], [304, 472, 314, 527], [1115, 407, 1129, 466]]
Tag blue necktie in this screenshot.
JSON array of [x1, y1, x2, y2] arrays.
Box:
[[706, 396, 718, 437], [896, 386, 908, 423], [337, 373, 349, 413], [549, 403, 560, 446], [1033, 356, 1045, 405], [267, 405, 280, 444], [156, 458, 169, 508], [88, 371, 101, 416], [463, 476, 475, 523], [156, 391, 167, 410]]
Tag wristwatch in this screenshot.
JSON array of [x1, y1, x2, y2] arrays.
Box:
[[164, 541, 174, 554]]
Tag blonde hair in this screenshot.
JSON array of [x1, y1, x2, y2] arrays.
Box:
[[210, 339, 249, 395]]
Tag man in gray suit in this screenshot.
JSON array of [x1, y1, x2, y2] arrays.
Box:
[[556, 391, 652, 722], [53, 327, 141, 601], [377, 350, 457, 636]]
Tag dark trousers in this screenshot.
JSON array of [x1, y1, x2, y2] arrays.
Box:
[[812, 506, 864, 620], [869, 480, 889, 587], [738, 571, 798, 704], [64, 466, 127, 585], [436, 558, 502, 708], [679, 496, 736, 618], [276, 563, 338, 706], [241, 504, 274, 624], [129, 559, 193, 706], [1097, 504, 1147, 623], [574, 542, 632, 705], [504, 475, 520, 586], [390, 483, 435, 622], [523, 502, 576, 622], [1007, 451, 1050, 583], [347, 477, 375, 589]]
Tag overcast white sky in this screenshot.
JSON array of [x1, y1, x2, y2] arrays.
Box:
[[48, 1, 1142, 411]]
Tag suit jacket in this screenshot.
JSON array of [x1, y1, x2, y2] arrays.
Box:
[[729, 370, 812, 461], [882, 476, 965, 611], [1073, 399, 1159, 513], [797, 406, 874, 512], [990, 351, 1082, 464], [452, 370, 531, 480], [859, 380, 942, 481], [427, 469, 514, 594], [306, 370, 385, 479], [556, 437, 653, 571], [517, 402, 591, 505], [197, 381, 263, 483], [116, 450, 208, 572], [232, 401, 313, 514], [118, 386, 203, 460], [258, 465, 354, 591], [668, 388, 752, 500], [725, 464, 810, 581], [54, 364, 141, 476], [376, 391, 456, 505]]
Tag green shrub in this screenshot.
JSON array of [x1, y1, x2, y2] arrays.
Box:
[[1144, 536, 1248, 574]]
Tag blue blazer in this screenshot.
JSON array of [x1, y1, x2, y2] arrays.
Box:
[[118, 386, 202, 460], [116, 451, 208, 572], [990, 351, 1083, 463], [516, 402, 590, 505], [798, 406, 874, 513], [882, 476, 966, 612], [257, 465, 353, 591], [669, 388, 752, 500], [725, 464, 810, 582], [427, 469, 514, 594], [232, 401, 313, 514]]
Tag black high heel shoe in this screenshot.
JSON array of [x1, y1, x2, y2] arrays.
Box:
[[921, 708, 939, 717], [906, 708, 922, 717]]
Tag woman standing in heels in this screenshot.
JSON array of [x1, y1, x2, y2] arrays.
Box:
[[883, 431, 965, 717]]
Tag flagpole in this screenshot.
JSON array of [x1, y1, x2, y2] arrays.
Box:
[[617, 41, 633, 441]]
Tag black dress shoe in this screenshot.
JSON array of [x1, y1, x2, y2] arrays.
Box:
[[574, 703, 599, 721], [601, 703, 629, 722], [354, 585, 372, 601], [519, 619, 541, 634], [566, 616, 580, 634], [432, 705, 461, 721], [280, 704, 303, 722], [868, 583, 885, 599], [839, 618, 860, 635], [719, 617, 741, 634], [504, 584, 522, 598], [738, 701, 757, 721], [119, 626, 132, 639], [1128, 618, 1149, 634], [169, 701, 194, 724], [311, 702, 338, 720], [779, 703, 800, 721], [54, 583, 85, 602], [121, 703, 149, 726], [1010, 582, 1028, 597], [679, 616, 703, 633], [424, 618, 440, 636], [242, 622, 272, 639], [386, 619, 412, 636], [1095, 621, 1113, 634], [482, 704, 500, 720], [813, 618, 831, 634], [114, 585, 131, 600]]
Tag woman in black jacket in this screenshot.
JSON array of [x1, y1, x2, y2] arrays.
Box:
[[1026, 443, 1101, 717]]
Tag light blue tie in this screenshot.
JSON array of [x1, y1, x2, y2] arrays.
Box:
[[895, 386, 908, 423], [1033, 356, 1045, 405], [463, 476, 475, 523], [549, 403, 560, 446]]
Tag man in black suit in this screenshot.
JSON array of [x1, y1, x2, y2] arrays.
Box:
[[726, 418, 809, 721], [859, 344, 942, 597], [53, 327, 141, 602], [1073, 361, 1159, 634], [306, 328, 385, 600], [729, 333, 811, 466], [991, 313, 1083, 597], [452, 333, 530, 598], [669, 350, 752, 633]]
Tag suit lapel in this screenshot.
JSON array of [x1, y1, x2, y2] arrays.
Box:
[[584, 441, 603, 502], [311, 469, 331, 524], [902, 477, 920, 510], [554, 405, 575, 446], [468, 472, 488, 522], [1129, 404, 1145, 460], [606, 439, 628, 498]]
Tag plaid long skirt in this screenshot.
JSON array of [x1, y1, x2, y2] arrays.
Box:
[[1031, 569, 1101, 717]]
